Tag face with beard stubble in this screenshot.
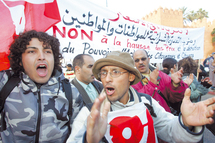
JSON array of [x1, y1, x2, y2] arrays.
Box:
[[100, 66, 135, 104], [21, 38, 54, 84], [133, 50, 150, 74]]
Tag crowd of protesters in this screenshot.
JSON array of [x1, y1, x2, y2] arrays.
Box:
[[0, 30, 215, 143]]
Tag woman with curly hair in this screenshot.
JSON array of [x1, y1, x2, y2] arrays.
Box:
[[178, 56, 211, 102]]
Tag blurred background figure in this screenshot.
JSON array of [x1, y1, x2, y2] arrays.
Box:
[[203, 53, 214, 68], [161, 58, 178, 75], [64, 63, 75, 81], [66, 63, 73, 71], [194, 59, 208, 82], [209, 52, 215, 90], [178, 56, 211, 103], [203, 53, 214, 74]]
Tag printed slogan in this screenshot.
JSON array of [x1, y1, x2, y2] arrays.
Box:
[[47, 0, 205, 63]]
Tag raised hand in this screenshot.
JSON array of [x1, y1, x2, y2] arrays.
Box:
[[150, 67, 159, 85], [86, 92, 110, 143], [170, 67, 184, 84], [183, 73, 194, 86], [201, 77, 212, 85], [181, 88, 215, 128]]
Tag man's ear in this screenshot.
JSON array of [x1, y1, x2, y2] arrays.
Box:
[[129, 73, 135, 82], [75, 66, 81, 74]]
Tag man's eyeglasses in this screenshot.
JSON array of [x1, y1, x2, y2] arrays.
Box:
[[134, 57, 147, 63], [98, 70, 128, 78]]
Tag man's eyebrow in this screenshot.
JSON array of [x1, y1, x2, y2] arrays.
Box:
[[44, 46, 52, 49], [26, 46, 37, 49]]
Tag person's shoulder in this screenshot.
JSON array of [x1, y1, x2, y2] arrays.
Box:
[[93, 80, 103, 87], [139, 92, 152, 104], [0, 70, 14, 91], [70, 82, 80, 93]]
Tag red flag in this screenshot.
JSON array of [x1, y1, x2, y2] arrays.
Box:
[[0, 0, 61, 71]]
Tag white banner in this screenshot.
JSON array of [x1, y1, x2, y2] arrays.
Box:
[[47, 0, 205, 63]]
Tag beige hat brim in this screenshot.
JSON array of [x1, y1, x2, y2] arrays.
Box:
[[92, 58, 141, 85]]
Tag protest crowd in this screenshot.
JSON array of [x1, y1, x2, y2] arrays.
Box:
[[0, 29, 215, 143]]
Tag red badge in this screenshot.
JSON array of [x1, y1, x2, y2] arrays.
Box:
[[109, 109, 156, 143]]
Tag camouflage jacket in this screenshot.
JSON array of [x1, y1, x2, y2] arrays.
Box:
[[0, 70, 84, 143]]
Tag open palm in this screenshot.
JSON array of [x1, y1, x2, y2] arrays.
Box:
[[181, 88, 215, 127]]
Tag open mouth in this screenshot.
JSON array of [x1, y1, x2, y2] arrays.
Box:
[[106, 86, 115, 96], [36, 64, 48, 77]]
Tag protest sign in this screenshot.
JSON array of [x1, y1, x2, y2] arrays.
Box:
[[47, 0, 205, 63]]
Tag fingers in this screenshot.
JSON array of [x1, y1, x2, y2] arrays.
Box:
[[202, 96, 215, 107], [102, 101, 110, 118], [178, 67, 183, 73], [156, 66, 159, 70], [152, 67, 159, 73], [205, 109, 214, 118], [204, 77, 210, 81], [87, 93, 106, 136], [183, 88, 191, 100], [204, 117, 214, 125], [88, 92, 106, 123], [189, 73, 194, 80], [91, 92, 106, 114], [170, 68, 174, 74]]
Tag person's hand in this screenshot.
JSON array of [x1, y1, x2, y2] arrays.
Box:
[[86, 92, 110, 143], [181, 88, 215, 128], [170, 67, 184, 84], [183, 73, 194, 86], [201, 77, 212, 88], [201, 77, 212, 85], [150, 67, 159, 85]]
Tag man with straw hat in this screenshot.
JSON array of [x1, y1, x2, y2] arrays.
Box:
[[70, 51, 215, 143]]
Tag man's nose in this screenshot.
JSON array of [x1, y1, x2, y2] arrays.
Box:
[[139, 59, 143, 64], [38, 51, 45, 60], [105, 72, 113, 82]]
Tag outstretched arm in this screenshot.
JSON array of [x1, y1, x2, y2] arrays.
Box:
[[86, 92, 110, 143], [181, 88, 215, 128]]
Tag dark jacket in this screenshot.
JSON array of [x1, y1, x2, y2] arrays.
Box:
[[193, 64, 208, 82]]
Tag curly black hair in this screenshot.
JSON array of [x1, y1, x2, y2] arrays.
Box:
[[178, 56, 198, 74], [8, 30, 63, 76]]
